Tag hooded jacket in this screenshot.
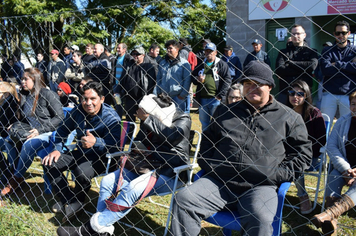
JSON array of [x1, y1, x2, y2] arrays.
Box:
[[221, 52, 242, 80], [192, 57, 232, 103], [198, 98, 312, 194], [275, 41, 318, 92]]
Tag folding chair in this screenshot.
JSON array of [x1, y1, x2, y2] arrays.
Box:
[[194, 170, 291, 236], [285, 113, 331, 212], [104, 130, 202, 236]]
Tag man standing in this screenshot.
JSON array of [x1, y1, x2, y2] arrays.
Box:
[[170, 61, 312, 236], [319, 20, 356, 120], [275, 24, 318, 104], [192, 42, 231, 131], [42, 82, 122, 222], [118, 46, 157, 122], [63, 45, 73, 69], [196, 38, 211, 66], [243, 39, 271, 67], [35, 52, 48, 85], [148, 43, 162, 63], [156, 39, 191, 113], [81, 43, 95, 64], [221, 45, 242, 82], [86, 43, 112, 105], [113, 43, 132, 117], [47, 49, 67, 92]]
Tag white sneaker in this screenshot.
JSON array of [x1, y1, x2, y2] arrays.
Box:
[[52, 202, 64, 213]]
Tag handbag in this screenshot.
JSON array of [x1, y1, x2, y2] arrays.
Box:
[[9, 121, 32, 143], [124, 151, 163, 175]]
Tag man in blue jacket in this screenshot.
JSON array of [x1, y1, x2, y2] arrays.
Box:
[[319, 20, 356, 120], [42, 81, 122, 223], [221, 45, 242, 82]]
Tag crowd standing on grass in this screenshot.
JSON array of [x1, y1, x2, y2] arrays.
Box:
[[0, 19, 356, 236]]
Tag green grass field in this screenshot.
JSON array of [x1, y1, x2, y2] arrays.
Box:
[[1, 113, 356, 235]]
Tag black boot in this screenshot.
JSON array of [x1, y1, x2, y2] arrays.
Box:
[[57, 221, 112, 236]]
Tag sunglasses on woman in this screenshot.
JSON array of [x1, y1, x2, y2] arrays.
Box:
[[288, 90, 305, 97]]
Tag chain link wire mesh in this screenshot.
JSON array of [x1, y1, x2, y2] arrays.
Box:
[[0, 0, 356, 235]]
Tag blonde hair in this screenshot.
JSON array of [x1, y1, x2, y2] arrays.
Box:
[[0, 81, 20, 103]]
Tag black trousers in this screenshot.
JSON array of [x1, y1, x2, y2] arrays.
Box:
[[43, 150, 108, 204]]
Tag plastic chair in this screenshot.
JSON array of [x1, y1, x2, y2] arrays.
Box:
[[105, 130, 202, 236], [194, 169, 291, 236], [285, 113, 331, 212]]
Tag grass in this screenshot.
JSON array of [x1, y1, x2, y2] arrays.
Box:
[[1, 113, 356, 235]]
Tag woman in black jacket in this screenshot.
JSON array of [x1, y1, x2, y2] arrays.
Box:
[[0, 82, 20, 187], [0, 68, 64, 196]]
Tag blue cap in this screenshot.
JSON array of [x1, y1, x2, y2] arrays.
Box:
[[205, 42, 217, 51], [252, 39, 262, 45]]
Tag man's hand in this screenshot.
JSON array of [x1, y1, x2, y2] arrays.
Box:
[[342, 169, 356, 186], [81, 130, 96, 149], [198, 74, 206, 83], [42, 150, 61, 166], [27, 129, 39, 139], [135, 108, 149, 121]]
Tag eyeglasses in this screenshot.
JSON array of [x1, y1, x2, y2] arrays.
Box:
[[291, 32, 305, 37], [288, 90, 305, 97], [57, 89, 63, 92], [131, 53, 141, 56], [335, 31, 349, 36]]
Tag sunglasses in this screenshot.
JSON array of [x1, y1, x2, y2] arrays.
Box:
[[335, 31, 348, 36], [288, 90, 305, 97], [131, 53, 141, 56]]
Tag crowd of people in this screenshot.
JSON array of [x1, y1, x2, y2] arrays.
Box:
[[0, 20, 355, 236]]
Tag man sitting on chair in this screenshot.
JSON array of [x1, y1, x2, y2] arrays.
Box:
[[56, 93, 192, 236], [42, 81, 122, 222], [170, 61, 312, 236]]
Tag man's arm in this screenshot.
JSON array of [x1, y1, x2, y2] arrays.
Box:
[[216, 61, 232, 101], [178, 62, 192, 99]]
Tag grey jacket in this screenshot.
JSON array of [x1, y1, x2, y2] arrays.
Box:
[[47, 58, 67, 83]]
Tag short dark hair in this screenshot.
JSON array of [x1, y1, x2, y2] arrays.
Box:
[[154, 93, 173, 108], [80, 81, 104, 97], [73, 51, 82, 57], [179, 38, 188, 46], [149, 43, 160, 51], [86, 43, 94, 49], [165, 40, 180, 49], [291, 24, 305, 31], [334, 20, 350, 32]]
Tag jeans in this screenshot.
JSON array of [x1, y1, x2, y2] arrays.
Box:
[[320, 92, 350, 120], [325, 168, 356, 204], [199, 98, 220, 131], [96, 168, 183, 227], [2, 132, 52, 178], [170, 175, 278, 236], [172, 95, 190, 114], [295, 157, 321, 197]]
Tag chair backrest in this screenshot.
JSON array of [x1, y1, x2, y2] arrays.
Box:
[[118, 121, 137, 151], [321, 113, 331, 142]]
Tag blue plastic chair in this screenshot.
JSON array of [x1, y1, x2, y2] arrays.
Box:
[[194, 170, 291, 236]]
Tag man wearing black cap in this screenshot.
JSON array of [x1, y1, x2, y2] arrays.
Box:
[[221, 44, 242, 82], [243, 39, 271, 67], [170, 61, 312, 236], [275, 24, 318, 104]]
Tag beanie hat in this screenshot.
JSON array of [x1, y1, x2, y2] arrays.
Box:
[[240, 61, 275, 88], [139, 94, 176, 127], [58, 82, 72, 95]]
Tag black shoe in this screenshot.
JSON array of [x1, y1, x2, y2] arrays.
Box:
[[57, 222, 111, 236]]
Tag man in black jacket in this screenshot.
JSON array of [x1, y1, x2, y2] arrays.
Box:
[[118, 46, 157, 122], [86, 43, 113, 105], [170, 61, 312, 236], [275, 24, 318, 104]]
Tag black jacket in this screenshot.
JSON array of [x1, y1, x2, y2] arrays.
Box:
[[198, 98, 312, 194], [136, 110, 192, 177], [118, 55, 157, 99], [0, 95, 19, 138], [87, 53, 112, 85], [275, 41, 318, 92], [192, 57, 231, 103], [19, 88, 64, 134]]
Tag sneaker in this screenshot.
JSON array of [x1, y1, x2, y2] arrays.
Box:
[[52, 202, 65, 213], [299, 195, 313, 214]]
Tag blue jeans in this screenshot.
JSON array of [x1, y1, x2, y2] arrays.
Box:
[[96, 168, 183, 227], [3, 132, 52, 178], [325, 168, 356, 204], [199, 98, 220, 131], [172, 95, 190, 114], [320, 92, 350, 120]]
